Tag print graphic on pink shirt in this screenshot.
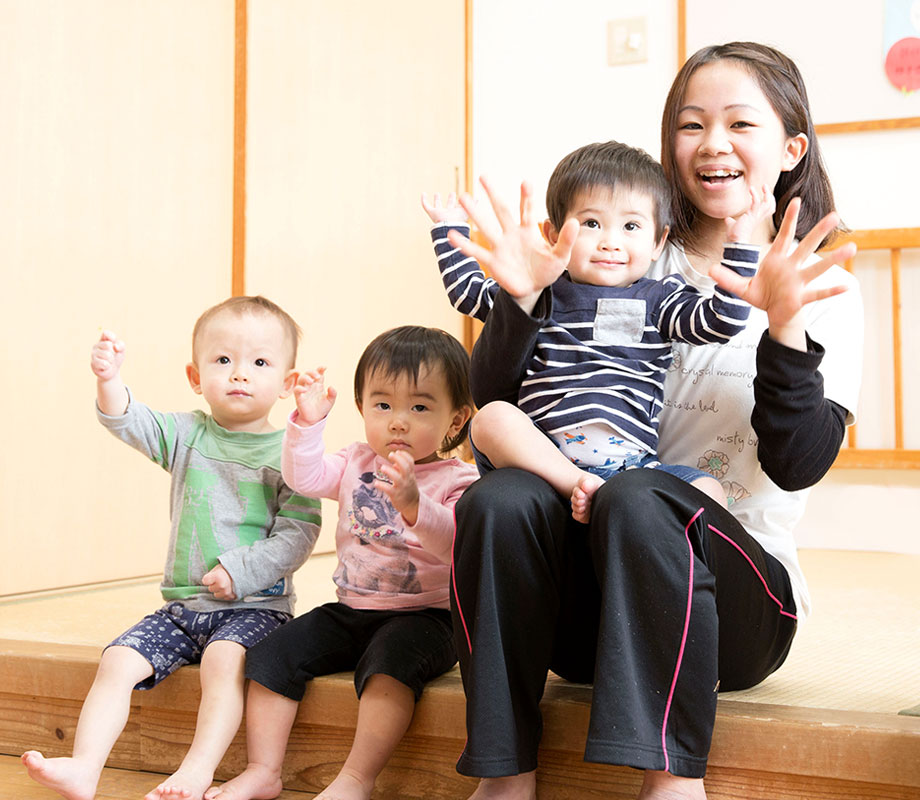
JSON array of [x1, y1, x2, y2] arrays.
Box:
[[341, 471, 423, 596]]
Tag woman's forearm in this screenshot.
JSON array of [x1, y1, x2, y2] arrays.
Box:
[[751, 331, 848, 490]]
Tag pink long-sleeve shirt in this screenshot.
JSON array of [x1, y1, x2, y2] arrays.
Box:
[[282, 413, 480, 610]]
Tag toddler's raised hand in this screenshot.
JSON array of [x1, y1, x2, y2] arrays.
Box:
[[421, 191, 468, 225], [374, 450, 420, 526], [294, 367, 337, 425], [725, 184, 776, 244], [201, 563, 236, 601], [447, 177, 578, 311], [91, 330, 126, 381]]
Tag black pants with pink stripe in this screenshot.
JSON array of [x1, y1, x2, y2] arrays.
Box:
[[450, 467, 797, 779]]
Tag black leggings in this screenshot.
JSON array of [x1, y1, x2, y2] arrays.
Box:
[[246, 603, 456, 702], [450, 467, 796, 779]]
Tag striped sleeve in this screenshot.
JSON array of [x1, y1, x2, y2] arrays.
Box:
[[430, 222, 499, 322], [658, 242, 759, 345]]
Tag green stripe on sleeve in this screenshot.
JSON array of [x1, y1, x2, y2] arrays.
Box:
[[277, 508, 322, 525], [162, 585, 202, 600], [279, 493, 321, 525], [151, 411, 177, 470]]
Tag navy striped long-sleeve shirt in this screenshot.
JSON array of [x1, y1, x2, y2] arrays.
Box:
[[431, 222, 758, 453]]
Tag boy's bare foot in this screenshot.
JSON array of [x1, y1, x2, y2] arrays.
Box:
[[467, 771, 537, 800], [637, 770, 707, 799], [570, 473, 604, 523], [145, 766, 216, 800], [313, 770, 373, 800], [20, 751, 100, 800], [203, 764, 282, 800]]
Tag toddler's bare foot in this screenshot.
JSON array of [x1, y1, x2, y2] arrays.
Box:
[[314, 769, 374, 800], [571, 473, 604, 523], [467, 771, 537, 800], [203, 764, 282, 800], [20, 751, 100, 800], [145, 766, 216, 800], [637, 771, 707, 799]]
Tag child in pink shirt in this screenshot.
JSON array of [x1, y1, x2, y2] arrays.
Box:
[[207, 326, 478, 800]]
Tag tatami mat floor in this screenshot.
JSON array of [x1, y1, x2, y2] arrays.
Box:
[[1, 550, 917, 716]]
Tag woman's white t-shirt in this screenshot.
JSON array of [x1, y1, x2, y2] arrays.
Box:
[[647, 244, 863, 619]]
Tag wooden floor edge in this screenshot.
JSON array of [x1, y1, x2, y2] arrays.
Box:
[[3, 638, 915, 730], [3, 638, 919, 790]]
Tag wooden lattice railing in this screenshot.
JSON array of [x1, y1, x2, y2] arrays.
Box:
[[831, 227, 920, 469]]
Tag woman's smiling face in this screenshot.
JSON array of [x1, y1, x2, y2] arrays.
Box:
[[673, 60, 807, 243]]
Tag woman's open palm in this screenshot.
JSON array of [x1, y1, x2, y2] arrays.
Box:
[[710, 197, 856, 329]]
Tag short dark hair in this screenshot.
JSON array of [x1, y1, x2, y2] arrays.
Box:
[[353, 326, 473, 453], [192, 295, 301, 368], [546, 140, 671, 241], [660, 41, 841, 253]]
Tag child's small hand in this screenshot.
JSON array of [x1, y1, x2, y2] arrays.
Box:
[[421, 191, 468, 225], [374, 450, 421, 526], [201, 563, 237, 601], [91, 330, 126, 381], [725, 184, 775, 244], [448, 177, 576, 311], [294, 367, 337, 425]]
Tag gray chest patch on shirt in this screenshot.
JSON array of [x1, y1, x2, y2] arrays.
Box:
[[594, 297, 647, 345]]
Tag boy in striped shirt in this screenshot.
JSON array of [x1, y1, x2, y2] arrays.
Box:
[[424, 141, 771, 521]]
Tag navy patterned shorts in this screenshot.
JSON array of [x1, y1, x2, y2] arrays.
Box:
[[108, 602, 291, 690]]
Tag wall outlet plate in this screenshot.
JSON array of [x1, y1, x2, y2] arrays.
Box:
[[607, 17, 647, 66]]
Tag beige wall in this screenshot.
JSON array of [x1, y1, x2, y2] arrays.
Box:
[[7, 0, 911, 599], [1, 0, 234, 594], [0, 0, 466, 594], [244, 0, 466, 553]]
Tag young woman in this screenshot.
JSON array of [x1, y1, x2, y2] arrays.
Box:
[[447, 42, 863, 800]]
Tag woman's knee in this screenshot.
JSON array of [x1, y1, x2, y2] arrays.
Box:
[[589, 468, 696, 550], [454, 469, 574, 580], [592, 467, 673, 515], [456, 469, 566, 539]]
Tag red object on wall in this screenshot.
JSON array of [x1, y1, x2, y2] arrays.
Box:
[[885, 36, 920, 91]]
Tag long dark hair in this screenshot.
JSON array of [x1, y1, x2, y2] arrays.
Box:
[[660, 41, 841, 254]]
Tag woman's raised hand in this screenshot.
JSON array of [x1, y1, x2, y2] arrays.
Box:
[[446, 176, 579, 311], [709, 197, 856, 342]]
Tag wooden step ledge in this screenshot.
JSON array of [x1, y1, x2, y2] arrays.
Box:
[[2, 638, 918, 800], [0, 753, 316, 800]]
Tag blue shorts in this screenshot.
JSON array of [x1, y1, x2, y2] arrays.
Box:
[[108, 602, 291, 690], [585, 455, 712, 485], [471, 436, 712, 486], [652, 462, 713, 485]]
